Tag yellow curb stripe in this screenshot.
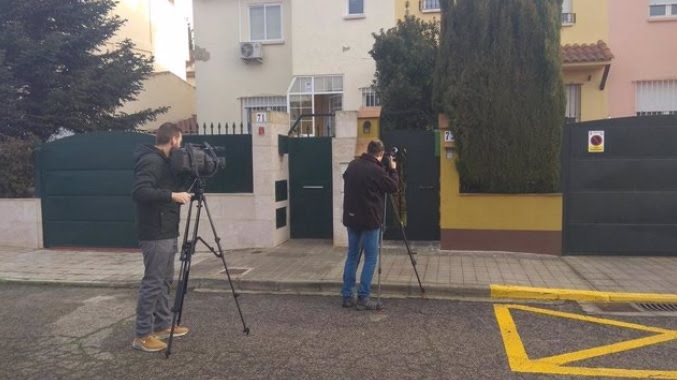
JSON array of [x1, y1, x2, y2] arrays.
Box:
[[491, 284, 677, 303]]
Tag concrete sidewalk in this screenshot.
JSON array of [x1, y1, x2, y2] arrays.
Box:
[[1, 240, 676, 300]]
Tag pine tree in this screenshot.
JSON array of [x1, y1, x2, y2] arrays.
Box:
[[433, 0, 564, 193], [0, 0, 166, 141], [371, 14, 439, 130]]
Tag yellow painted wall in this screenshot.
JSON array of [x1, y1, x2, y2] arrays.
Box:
[[564, 67, 609, 121], [560, 0, 609, 45], [439, 118, 562, 232], [560, 0, 610, 122], [357, 117, 380, 139]]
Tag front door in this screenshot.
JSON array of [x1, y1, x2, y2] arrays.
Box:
[[288, 137, 333, 238], [381, 130, 440, 241]]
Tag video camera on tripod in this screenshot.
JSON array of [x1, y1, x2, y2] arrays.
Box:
[[164, 141, 251, 359], [170, 142, 226, 179], [381, 146, 399, 170]]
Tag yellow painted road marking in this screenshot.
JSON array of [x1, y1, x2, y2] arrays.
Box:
[[491, 284, 677, 303], [494, 304, 677, 379]]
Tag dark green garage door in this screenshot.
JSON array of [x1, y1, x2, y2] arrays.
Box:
[[38, 132, 154, 248]]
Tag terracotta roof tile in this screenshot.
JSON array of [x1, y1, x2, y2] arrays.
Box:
[[358, 106, 382, 119], [561, 40, 614, 64]]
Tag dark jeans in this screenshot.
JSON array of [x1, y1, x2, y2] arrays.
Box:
[[135, 238, 177, 338]]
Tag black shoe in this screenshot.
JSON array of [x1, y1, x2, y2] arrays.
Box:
[[356, 297, 382, 311], [342, 297, 355, 308]]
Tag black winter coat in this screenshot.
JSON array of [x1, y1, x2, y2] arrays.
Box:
[[132, 145, 182, 241], [342, 153, 399, 231]]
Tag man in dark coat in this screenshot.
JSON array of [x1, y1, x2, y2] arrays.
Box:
[[131, 122, 191, 352], [341, 139, 398, 310]]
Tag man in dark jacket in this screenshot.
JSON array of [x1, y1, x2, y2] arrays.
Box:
[[341, 139, 398, 310], [131, 122, 192, 352]]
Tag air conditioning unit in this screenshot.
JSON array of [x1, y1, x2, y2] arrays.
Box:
[[240, 42, 263, 61]]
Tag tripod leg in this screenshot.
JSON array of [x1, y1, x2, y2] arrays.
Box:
[[166, 197, 200, 358], [201, 196, 250, 335], [387, 194, 425, 294]]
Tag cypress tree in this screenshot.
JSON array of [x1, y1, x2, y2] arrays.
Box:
[[433, 0, 564, 193]]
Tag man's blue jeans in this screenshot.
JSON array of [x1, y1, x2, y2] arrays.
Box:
[[341, 227, 380, 299]]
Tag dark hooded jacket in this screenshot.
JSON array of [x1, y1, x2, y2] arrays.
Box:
[[132, 145, 182, 241], [342, 153, 399, 230]]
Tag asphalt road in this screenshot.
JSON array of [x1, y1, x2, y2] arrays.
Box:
[[0, 284, 675, 380]]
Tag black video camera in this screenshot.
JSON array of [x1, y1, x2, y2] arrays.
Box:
[[170, 142, 226, 178], [382, 146, 399, 170]]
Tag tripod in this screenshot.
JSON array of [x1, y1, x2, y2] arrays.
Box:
[[165, 178, 250, 358], [357, 192, 425, 306]]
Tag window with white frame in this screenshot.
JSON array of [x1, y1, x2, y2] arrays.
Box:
[[287, 75, 344, 136], [636, 80, 677, 116], [249, 3, 282, 42], [361, 87, 381, 107], [565, 84, 582, 123], [649, 0, 677, 17], [421, 0, 440, 12], [561, 0, 576, 25], [347, 0, 364, 16]]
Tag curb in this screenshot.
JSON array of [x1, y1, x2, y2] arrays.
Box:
[[491, 285, 677, 303], [194, 278, 490, 299]]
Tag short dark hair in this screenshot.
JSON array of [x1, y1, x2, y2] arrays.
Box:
[[156, 122, 182, 144], [367, 139, 385, 156]]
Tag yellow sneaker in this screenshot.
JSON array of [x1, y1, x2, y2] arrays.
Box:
[[154, 325, 190, 340], [132, 335, 167, 352]]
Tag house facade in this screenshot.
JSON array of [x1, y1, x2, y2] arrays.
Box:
[[112, 0, 196, 130], [559, 0, 613, 123], [193, 0, 395, 132], [607, 0, 677, 117]]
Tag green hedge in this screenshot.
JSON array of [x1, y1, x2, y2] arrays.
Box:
[[0, 136, 37, 197]]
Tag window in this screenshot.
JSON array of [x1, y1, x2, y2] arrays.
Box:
[[421, 0, 440, 12], [347, 0, 364, 16], [361, 87, 381, 107], [250, 4, 282, 42], [287, 75, 344, 136], [636, 80, 677, 115], [561, 0, 576, 25], [241, 96, 287, 125], [565, 84, 581, 123], [649, 0, 677, 17]]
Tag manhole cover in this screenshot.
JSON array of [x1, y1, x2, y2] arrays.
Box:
[[220, 267, 251, 277], [635, 303, 677, 312]]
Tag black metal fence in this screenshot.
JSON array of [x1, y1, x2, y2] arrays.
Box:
[[183, 122, 252, 135]]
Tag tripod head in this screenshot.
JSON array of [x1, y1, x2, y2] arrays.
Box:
[[187, 177, 208, 197]]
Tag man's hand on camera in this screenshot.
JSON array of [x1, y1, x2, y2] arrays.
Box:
[[389, 160, 397, 171], [171, 192, 192, 204]]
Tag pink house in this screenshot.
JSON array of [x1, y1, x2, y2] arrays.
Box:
[[608, 0, 677, 117]]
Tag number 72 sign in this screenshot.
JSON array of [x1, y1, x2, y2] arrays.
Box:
[[444, 130, 454, 142]]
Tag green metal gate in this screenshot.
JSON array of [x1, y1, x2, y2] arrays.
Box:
[[288, 138, 333, 239], [38, 132, 154, 248], [381, 130, 440, 241]]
